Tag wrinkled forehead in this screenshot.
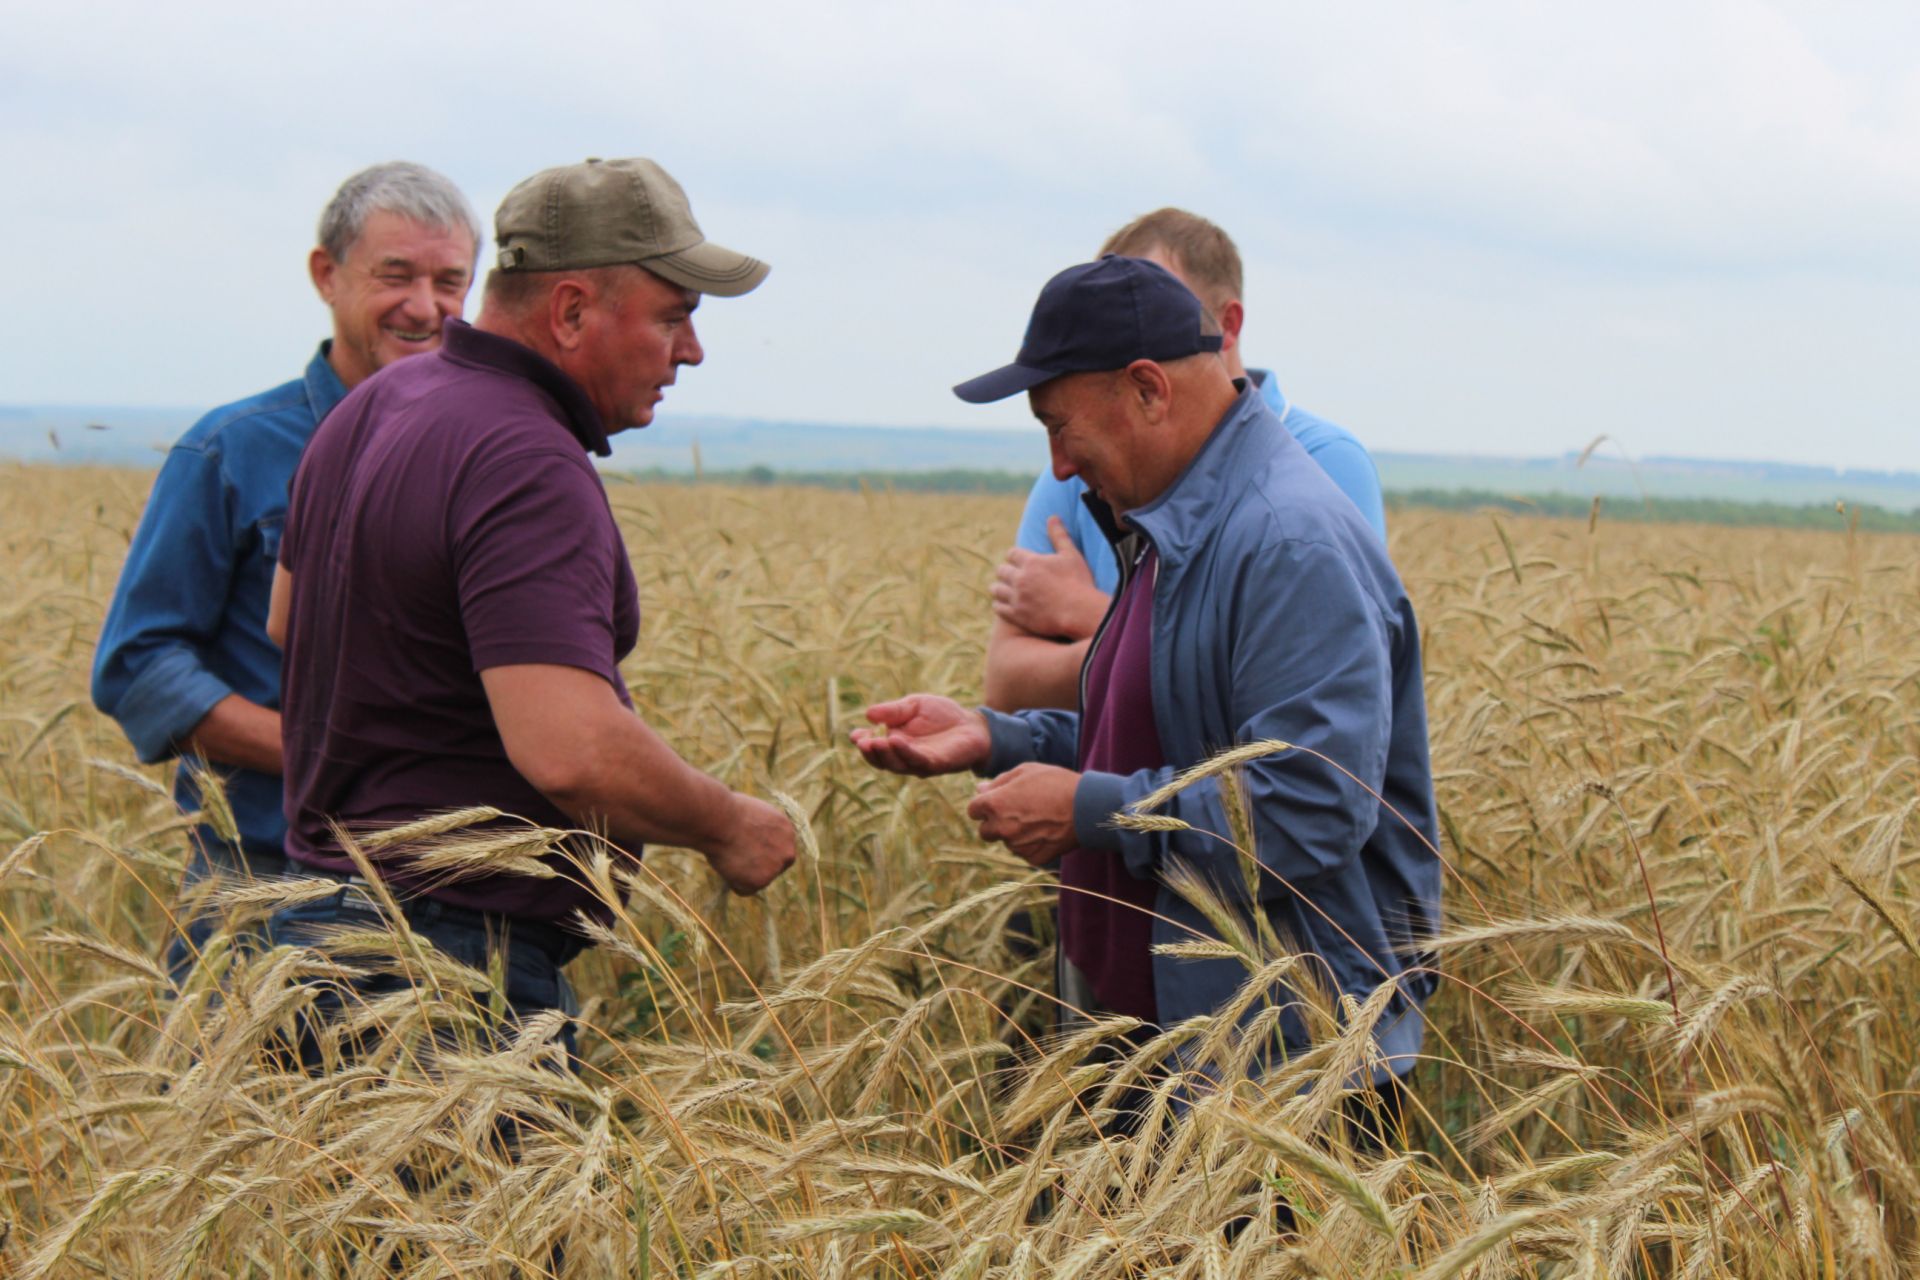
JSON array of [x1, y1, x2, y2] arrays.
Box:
[[343, 210, 478, 265]]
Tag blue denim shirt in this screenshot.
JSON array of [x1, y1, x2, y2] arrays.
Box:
[[1014, 370, 1388, 593], [983, 382, 1440, 1078], [92, 345, 347, 861]]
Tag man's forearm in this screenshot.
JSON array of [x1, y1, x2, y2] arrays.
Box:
[[482, 663, 789, 890], [983, 627, 1090, 713], [185, 694, 283, 775], [544, 708, 743, 854]]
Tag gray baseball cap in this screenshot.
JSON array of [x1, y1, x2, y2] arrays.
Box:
[[492, 157, 770, 296]]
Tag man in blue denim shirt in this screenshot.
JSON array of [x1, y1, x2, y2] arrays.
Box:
[[92, 162, 479, 974]]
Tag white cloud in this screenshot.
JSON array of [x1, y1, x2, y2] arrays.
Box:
[[1, 0, 1917, 468]]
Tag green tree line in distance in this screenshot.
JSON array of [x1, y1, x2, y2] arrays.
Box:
[[615, 467, 1920, 534]]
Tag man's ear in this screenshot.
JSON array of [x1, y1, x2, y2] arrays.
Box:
[[1216, 298, 1245, 355], [309, 247, 339, 305], [1123, 360, 1173, 421], [548, 278, 591, 352]]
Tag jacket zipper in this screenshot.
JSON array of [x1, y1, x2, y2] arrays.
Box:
[[1078, 534, 1156, 712]]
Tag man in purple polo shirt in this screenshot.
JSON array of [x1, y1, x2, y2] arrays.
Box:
[[853, 257, 1440, 1139], [266, 157, 796, 1063]]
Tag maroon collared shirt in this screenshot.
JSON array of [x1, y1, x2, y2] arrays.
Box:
[[279, 320, 639, 922], [1062, 546, 1165, 1022]]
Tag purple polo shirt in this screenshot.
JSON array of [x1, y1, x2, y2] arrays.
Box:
[[1063, 546, 1165, 1022], [279, 320, 639, 922]]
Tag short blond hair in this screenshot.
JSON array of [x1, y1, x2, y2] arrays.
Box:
[[1099, 208, 1243, 311]]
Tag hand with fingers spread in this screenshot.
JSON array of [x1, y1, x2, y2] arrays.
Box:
[[992, 516, 1109, 641], [967, 761, 1080, 866], [849, 694, 992, 777]]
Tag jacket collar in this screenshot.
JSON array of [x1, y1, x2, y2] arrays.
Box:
[[1086, 380, 1283, 564], [1249, 366, 1289, 421], [303, 343, 350, 428], [439, 319, 612, 457]]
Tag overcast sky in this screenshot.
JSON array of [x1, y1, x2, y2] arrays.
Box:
[[4, 1, 1917, 470]]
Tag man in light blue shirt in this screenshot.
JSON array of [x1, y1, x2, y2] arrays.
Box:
[[984, 208, 1387, 712], [91, 162, 479, 976]]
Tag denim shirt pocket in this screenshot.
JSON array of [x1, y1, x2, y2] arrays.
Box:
[[255, 515, 285, 564]]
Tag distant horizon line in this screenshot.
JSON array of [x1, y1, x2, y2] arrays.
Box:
[[3, 403, 1917, 483]]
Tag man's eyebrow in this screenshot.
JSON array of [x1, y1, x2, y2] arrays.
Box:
[[371, 255, 469, 281]]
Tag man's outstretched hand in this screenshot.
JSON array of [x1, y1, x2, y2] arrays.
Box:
[[850, 695, 992, 777]]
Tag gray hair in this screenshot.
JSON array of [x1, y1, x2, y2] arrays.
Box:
[[316, 161, 480, 262]]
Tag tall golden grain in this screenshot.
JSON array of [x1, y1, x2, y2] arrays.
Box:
[[1, 461, 1915, 1277]]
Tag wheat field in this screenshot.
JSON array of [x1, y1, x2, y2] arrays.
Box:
[[1, 462, 1916, 1278]]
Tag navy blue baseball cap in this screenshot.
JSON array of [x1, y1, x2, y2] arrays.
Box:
[[952, 256, 1224, 404]]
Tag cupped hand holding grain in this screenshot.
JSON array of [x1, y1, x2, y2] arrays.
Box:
[[850, 694, 991, 777], [967, 761, 1078, 865]]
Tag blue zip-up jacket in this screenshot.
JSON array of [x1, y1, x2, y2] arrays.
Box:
[[92, 346, 347, 863], [982, 381, 1440, 1075]]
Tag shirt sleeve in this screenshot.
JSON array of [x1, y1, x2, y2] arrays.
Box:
[[1015, 471, 1122, 594], [90, 445, 240, 763], [279, 468, 302, 569], [1073, 533, 1394, 903], [1305, 436, 1389, 541], [451, 450, 625, 685], [980, 706, 1081, 772], [1014, 472, 1086, 555]]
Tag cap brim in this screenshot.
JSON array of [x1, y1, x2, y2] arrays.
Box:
[[952, 362, 1060, 404], [645, 240, 770, 297]]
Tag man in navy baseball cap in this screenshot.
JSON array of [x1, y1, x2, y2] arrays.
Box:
[[856, 251, 1440, 1141], [953, 255, 1223, 404], [950, 255, 1233, 516]]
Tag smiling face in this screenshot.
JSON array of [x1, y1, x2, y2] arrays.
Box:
[[1029, 370, 1144, 512], [309, 210, 477, 388]]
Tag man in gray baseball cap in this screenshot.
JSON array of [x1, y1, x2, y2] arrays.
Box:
[[265, 157, 792, 1069]]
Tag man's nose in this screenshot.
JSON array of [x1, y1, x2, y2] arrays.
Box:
[[1048, 436, 1076, 482], [676, 318, 704, 367], [400, 275, 440, 322]]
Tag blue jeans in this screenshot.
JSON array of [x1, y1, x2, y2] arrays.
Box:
[[164, 832, 291, 985], [261, 875, 585, 1072]]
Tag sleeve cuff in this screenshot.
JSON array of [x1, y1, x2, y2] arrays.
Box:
[[1073, 771, 1130, 850], [112, 648, 234, 763], [978, 707, 1033, 777]]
